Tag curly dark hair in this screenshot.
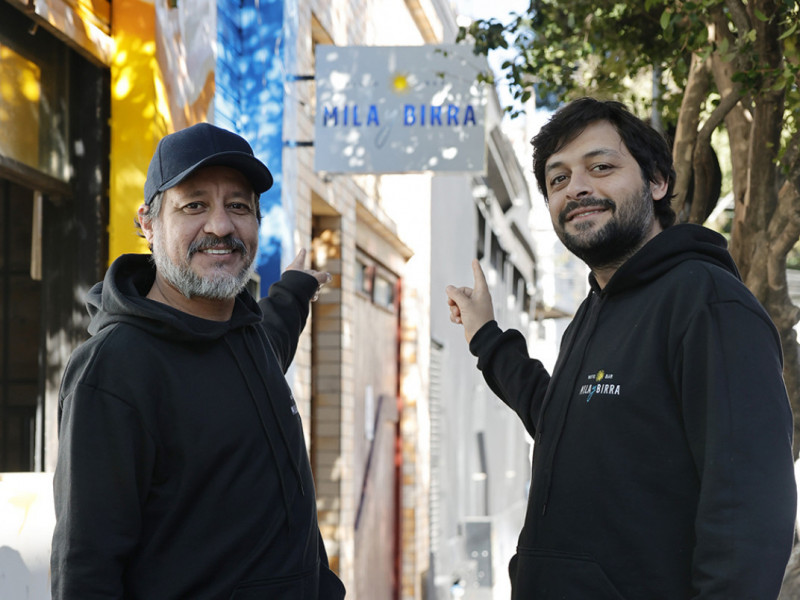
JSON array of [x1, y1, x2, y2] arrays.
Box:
[[531, 98, 676, 229]]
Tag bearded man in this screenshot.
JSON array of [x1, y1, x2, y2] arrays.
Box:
[[446, 98, 797, 599], [50, 123, 345, 600]]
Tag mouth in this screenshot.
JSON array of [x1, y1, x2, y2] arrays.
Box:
[[199, 248, 236, 255], [566, 207, 607, 222], [188, 236, 248, 260], [559, 198, 615, 227]]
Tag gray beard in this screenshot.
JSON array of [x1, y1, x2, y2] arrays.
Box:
[[555, 183, 654, 272], [151, 229, 255, 300]]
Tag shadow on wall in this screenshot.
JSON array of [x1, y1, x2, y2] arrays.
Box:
[[0, 473, 55, 600]]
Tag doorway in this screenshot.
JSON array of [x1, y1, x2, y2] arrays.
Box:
[[0, 179, 42, 471]]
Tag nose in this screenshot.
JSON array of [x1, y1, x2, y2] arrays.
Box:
[[203, 203, 235, 237], [565, 170, 593, 200]]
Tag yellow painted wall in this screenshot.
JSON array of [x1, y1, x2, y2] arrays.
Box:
[[108, 0, 167, 260]]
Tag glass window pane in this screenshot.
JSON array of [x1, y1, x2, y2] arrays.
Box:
[[0, 45, 41, 170], [0, 2, 69, 182], [374, 275, 394, 310]]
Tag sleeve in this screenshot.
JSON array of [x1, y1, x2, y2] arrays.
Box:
[[469, 320, 551, 437], [50, 382, 156, 600], [258, 270, 319, 372], [678, 300, 796, 599]]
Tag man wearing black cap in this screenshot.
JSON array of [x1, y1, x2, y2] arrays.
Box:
[[50, 123, 345, 599]]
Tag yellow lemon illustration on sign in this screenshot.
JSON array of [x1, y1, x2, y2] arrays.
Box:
[[392, 73, 410, 93]]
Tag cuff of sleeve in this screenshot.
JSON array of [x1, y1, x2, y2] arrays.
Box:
[[469, 320, 502, 358], [278, 270, 320, 301]]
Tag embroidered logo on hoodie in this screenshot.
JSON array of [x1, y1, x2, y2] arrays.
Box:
[[579, 369, 621, 402]]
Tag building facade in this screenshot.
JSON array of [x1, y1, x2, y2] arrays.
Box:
[[428, 94, 539, 598], [0, 1, 543, 599]]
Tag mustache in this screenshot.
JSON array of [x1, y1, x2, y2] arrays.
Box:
[[188, 235, 248, 258], [558, 197, 616, 227]]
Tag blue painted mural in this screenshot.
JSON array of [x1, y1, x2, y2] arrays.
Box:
[[216, 0, 287, 297]]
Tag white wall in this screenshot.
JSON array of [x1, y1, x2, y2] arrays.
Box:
[[0, 473, 55, 600]]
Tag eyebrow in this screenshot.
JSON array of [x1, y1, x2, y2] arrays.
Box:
[[544, 148, 624, 175], [178, 188, 252, 200]]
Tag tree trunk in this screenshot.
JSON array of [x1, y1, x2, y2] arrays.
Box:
[[776, 186, 800, 589], [737, 0, 800, 454], [710, 48, 751, 264], [709, 8, 752, 265], [763, 179, 800, 454], [671, 52, 710, 220]]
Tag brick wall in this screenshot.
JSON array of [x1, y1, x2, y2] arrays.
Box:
[[288, 2, 440, 597]]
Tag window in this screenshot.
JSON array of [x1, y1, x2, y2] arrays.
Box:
[[373, 273, 395, 310], [356, 258, 374, 297], [356, 249, 397, 312], [0, 3, 70, 182]]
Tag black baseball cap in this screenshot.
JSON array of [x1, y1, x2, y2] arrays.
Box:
[[144, 123, 273, 205]]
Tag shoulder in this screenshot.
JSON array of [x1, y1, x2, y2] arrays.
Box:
[[652, 260, 780, 352], [662, 259, 766, 314], [61, 323, 171, 405]]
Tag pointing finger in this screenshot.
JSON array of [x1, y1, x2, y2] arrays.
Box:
[[286, 248, 307, 271], [471, 259, 488, 293]]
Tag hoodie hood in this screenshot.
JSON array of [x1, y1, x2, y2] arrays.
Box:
[[593, 223, 740, 296], [87, 253, 262, 341]]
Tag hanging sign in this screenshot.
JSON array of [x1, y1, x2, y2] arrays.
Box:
[[314, 44, 488, 174]]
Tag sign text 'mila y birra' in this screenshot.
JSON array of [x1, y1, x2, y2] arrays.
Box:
[[322, 104, 478, 127]]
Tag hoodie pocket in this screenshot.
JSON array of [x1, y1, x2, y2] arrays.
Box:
[[511, 547, 627, 600], [319, 563, 346, 599], [229, 569, 317, 600]]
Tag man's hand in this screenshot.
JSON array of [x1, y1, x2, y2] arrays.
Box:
[[286, 249, 331, 301], [445, 259, 495, 343]]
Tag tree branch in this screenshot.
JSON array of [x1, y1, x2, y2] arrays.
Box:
[[696, 87, 743, 146], [724, 0, 751, 37], [781, 131, 800, 200], [768, 181, 800, 265]]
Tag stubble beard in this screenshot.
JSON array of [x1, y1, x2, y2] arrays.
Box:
[[151, 223, 256, 300], [555, 182, 655, 272]]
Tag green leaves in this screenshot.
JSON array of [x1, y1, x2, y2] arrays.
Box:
[[455, 0, 798, 131], [754, 9, 770, 22], [778, 20, 798, 39], [660, 8, 672, 30]]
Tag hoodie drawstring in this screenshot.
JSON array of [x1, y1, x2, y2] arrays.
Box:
[[223, 334, 300, 528], [246, 330, 307, 497]]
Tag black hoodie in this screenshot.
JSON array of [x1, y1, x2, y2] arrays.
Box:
[[470, 224, 796, 599], [51, 254, 345, 600]]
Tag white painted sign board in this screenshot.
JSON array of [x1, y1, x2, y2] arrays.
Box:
[[314, 44, 488, 174]]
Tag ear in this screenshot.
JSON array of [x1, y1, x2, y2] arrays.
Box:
[[138, 205, 155, 246], [650, 176, 669, 201]]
